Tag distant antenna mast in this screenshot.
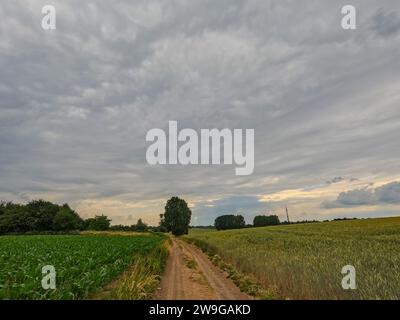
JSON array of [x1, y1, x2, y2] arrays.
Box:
[[286, 206, 290, 224]]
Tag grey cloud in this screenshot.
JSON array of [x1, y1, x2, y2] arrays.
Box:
[[322, 189, 376, 208], [372, 9, 400, 38], [322, 181, 400, 208], [375, 182, 400, 204], [326, 177, 345, 184], [1, 1, 400, 224]]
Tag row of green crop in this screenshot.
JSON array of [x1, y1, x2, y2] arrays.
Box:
[[0, 234, 166, 300]]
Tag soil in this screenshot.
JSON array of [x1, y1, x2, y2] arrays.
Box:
[[154, 238, 251, 300]]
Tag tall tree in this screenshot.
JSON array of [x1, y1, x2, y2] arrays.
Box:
[[162, 197, 191, 236]]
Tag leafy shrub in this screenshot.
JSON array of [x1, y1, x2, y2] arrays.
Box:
[[214, 215, 245, 230]]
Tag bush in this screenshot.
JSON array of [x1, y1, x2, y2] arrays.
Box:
[[134, 219, 148, 232], [253, 215, 280, 227], [214, 215, 245, 230], [85, 215, 111, 231], [53, 205, 83, 231]]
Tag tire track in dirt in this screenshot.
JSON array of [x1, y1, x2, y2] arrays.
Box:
[[155, 238, 251, 300], [166, 239, 185, 299], [180, 240, 250, 300]]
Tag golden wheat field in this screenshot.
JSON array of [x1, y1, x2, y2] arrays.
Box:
[[185, 217, 400, 300]]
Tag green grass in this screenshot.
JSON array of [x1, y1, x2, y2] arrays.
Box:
[[94, 238, 169, 300], [0, 233, 166, 300], [185, 217, 400, 300]]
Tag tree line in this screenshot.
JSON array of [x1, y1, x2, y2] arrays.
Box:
[[214, 214, 280, 230], [0, 197, 331, 236], [0, 200, 150, 234], [0, 197, 192, 235], [212, 214, 335, 230]]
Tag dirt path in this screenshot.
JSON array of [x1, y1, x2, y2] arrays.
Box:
[[155, 238, 251, 300]]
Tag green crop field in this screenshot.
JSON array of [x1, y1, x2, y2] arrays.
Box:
[[0, 233, 167, 300], [185, 217, 400, 300]]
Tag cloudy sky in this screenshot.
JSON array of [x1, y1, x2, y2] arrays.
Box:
[[1, 0, 400, 225]]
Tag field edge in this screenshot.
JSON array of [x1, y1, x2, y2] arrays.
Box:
[[91, 236, 170, 300]]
